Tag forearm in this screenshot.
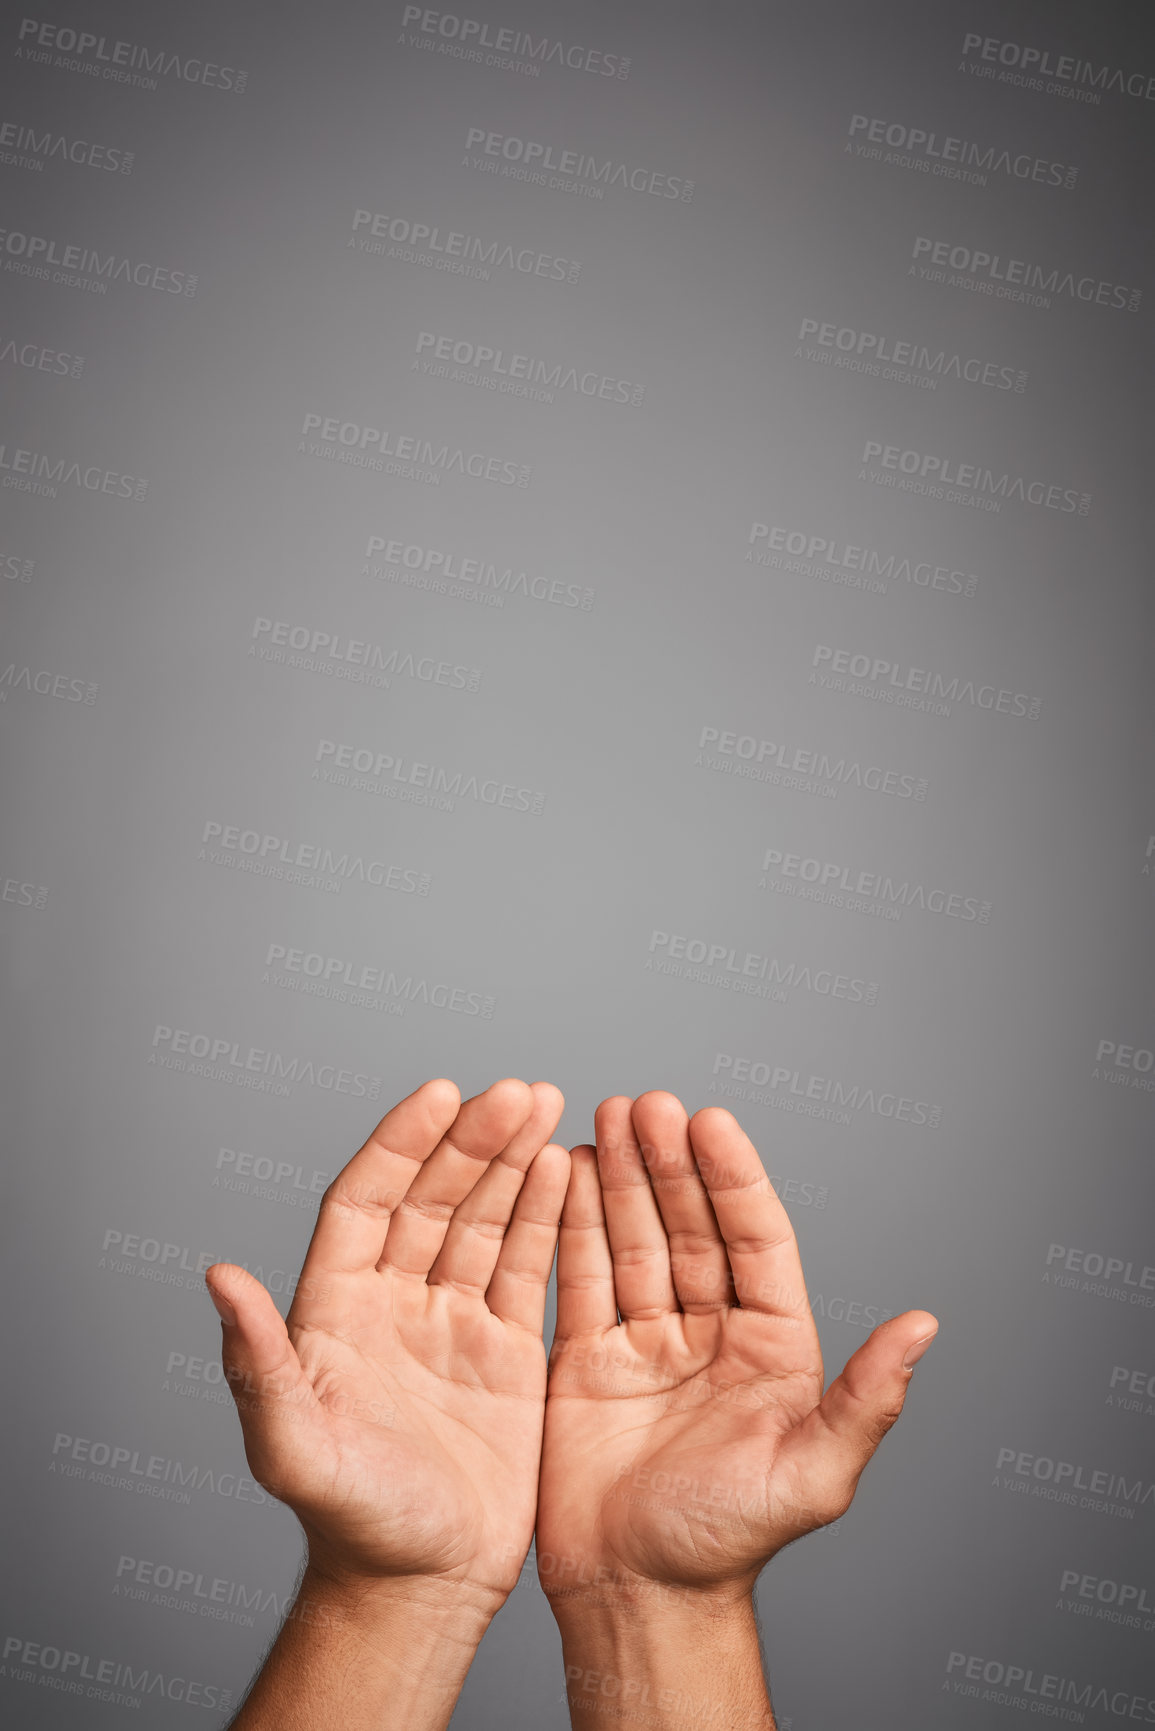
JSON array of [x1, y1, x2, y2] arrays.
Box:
[[553, 1589, 775, 1731], [228, 1563, 498, 1731]]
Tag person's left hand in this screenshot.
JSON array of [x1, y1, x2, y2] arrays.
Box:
[[205, 1076, 570, 1610]]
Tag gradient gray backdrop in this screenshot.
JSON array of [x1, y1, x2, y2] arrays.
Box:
[[2, 0, 1154, 1726]]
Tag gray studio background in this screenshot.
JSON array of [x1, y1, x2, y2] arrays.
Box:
[[2, 0, 1154, 1725]]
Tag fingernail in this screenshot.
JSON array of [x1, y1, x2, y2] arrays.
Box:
[[207, 1284, 236, 1327], [903, 1332, 937, 1371]]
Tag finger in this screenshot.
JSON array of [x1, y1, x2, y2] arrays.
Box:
[[781, 1311, 939, 1527], [297, 1077, 461, 1287], [205, 1263, 321, 1496], [428, 1082, 565, 1296], [632, 1091, 731, 1314], [486, 1143, 571, 1332], [379, 1077, 535, 1277], [687, 1107, 808, 1318], [554, 1145, 617, 1338], [596, 1095, 677, 1321]]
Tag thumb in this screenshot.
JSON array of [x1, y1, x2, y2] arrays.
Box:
[[204, 1263, 320, 1491], [782, 1310, 939, 1527]]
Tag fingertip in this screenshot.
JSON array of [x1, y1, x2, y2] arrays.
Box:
[[416, 1076, 462, 1122], [688, 1104, 737, 1133], [488, 1076, 535, 1115], [205, 1262, 245, 1325], [632, 1088, 686, 1116], [900, 1311, 939, 1369], [204, 1261, 243, 1299], [204, 1262, 289, 1319], [562, 1146, 603, 1220], [876, 1309, 938, 1345], [530, 1143, 572, 1210], [530, 1080, 565, 1114], [593, 1094, 635, 1129], [906, 1309, 939, 1336]]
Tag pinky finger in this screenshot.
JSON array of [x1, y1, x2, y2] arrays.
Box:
[[486, 1144, 571, 1333]]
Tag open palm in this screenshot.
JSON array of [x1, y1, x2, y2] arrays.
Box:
[[206, 1077, 570, 1601], [538, 1093, 937, 1600]]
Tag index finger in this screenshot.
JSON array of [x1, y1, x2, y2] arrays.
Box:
[[293, 1077, 462, 1294], [687, 1107, 810, 1320]]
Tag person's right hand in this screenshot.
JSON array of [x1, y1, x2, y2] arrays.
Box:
[[538, 1092, 937, 1606], [204, 1076, 569, 1610]]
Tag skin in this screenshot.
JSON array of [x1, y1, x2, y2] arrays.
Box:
[[204, 1076, 572, 1729], [205, 1080, 937, 1731], [538, 1092, 938, 1728]]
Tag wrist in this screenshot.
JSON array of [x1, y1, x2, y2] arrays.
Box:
[[543, 1553, 756, 1626], [552, 1583, 774, 1731], [229, 1561, 501, 1729], [551, 1576, 757, 1642], [298, 1556, 505, 1643]]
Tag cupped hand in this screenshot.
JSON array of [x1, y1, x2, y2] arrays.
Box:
[[537, 1092, 937, 1604], [205, 1076, 569, 1605]]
